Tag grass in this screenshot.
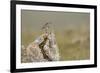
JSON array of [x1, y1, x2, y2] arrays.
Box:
[[21, 27, 90, 61], [55, 29, 90, 61]]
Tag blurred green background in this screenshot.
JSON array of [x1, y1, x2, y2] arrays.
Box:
[[21, 10, 90, 61]]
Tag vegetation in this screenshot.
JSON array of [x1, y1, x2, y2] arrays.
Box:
[[21, 26, 90, 62]]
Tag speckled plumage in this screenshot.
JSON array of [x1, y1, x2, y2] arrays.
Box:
[[21, 32, 60, 63]]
